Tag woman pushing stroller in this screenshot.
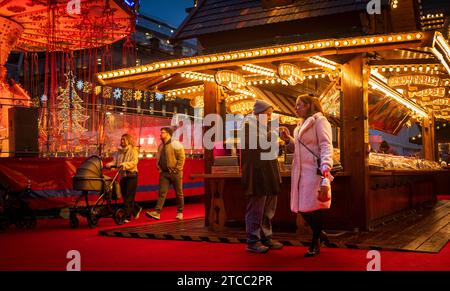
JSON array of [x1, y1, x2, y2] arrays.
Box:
[[106, 133, 142, 223]]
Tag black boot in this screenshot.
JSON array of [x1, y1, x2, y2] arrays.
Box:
[[304, 239, 320, 257], [320, 231, 330, 246]]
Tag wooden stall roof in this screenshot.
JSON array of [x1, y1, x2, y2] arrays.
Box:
[[173, 0, 389, 40], [96, 31, 450, 123], [97, 31, 431, 88]]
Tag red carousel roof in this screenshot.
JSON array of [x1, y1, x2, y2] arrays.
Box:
[[0, 0, 135, 52]]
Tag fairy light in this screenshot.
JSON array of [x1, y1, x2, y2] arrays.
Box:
[[421, 13, 445, 31], [180, 71, 215, 82], [164, 85, 204, 97], [308, 56, 338, 70], [235, 89, 257, 98], [242, 64, 276, 77], [97, 32, 423, 81], [245, 76, 287, 86], [303, 71, 329, 79], [392, 0, 398, 9]]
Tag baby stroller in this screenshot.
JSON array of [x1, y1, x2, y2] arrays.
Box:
[[69, 155, 126, 228]]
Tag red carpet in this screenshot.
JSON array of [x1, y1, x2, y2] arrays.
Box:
[[1, 202, 449, 271]]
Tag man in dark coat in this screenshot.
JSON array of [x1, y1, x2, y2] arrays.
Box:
[[240, 100, 283, 253]]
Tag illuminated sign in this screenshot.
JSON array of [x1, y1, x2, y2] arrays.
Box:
[[215, 70, 245, 91], [190, 95, 204, 108], [388, 75, 440, 87], [441, 79, 450, 86], [278, 63, 304, 86], [408, 87, 446, 98], [420, 98, 449, 106]]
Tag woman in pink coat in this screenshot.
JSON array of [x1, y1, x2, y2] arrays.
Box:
[[281, 95, 333, 257]]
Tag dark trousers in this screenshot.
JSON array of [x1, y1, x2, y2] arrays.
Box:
[[300, 209, 324, 241], [120, 175, 140, 220], [155, 171, 184, 213], [245, 195, 277, 244]]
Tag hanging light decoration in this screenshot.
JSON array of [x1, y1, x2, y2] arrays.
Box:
[[123, 89, 133, 101], [76, 80, 84, 91], [134, 90, 143, 101], [102, 86, 112, 99], [94, 86, 102, 96], [83, 81, 93, 93], [113, 88, 122, 100], [155, 92, 165, 101], [228, 100, 255, 115], [215, 70, 246, 91], [278, 63, 305, 86], [225, 94, 256, 114], [190, 95, 204, 108]]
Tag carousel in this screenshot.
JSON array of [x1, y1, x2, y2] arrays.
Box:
[[0, 0, 137, 156]]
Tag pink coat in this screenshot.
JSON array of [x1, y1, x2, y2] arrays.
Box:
[[290, 113, 333, 213]]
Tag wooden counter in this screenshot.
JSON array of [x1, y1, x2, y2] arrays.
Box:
[[190, 171, 352, 179], [191, 169, 448, 232]]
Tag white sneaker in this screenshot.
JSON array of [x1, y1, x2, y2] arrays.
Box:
[[175, 212, 183, 220]]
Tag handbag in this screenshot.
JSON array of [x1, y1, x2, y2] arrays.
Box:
[[298, 116, 323, 176], [298, 139, 322, 176]]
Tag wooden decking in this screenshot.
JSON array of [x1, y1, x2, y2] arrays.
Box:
[[99, 200, 450, 253]]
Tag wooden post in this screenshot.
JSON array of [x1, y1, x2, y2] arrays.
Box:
[[422, 115, 437, 161], [203, 81, 222, 173], [341, 54, 371, 231], [203, 81, 223, 228]]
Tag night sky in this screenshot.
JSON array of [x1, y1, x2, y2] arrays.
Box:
[[139, 0, 194, 28]]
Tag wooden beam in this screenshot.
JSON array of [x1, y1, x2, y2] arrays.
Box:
[[203, 81, 222, 174], [203, 81, 223, 228], [423, 115, 437, 161], [341, 54, 371, 231]]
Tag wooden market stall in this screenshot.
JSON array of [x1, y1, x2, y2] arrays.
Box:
[[96, 0, 450, 232]]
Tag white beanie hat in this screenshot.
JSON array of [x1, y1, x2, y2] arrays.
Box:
[[253, 99, 273, 115]]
